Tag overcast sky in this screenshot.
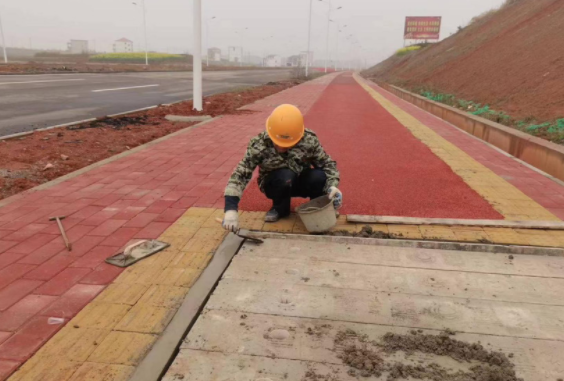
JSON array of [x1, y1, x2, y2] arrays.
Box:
[[1, 0, 505, 65]]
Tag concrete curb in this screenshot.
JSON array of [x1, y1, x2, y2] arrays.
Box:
[[130, 233, 244, 381], [165, 115, 212, 122], [0, 116, 222, 209], [0, 118, 97, 141], [107, 106, 159, 118], [377, 81, 564, 183]]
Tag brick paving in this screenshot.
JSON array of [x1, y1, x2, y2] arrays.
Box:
[[0, 74, 337, 379]]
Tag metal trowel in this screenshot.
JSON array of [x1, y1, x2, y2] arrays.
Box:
[[215, 218, 264, 244]]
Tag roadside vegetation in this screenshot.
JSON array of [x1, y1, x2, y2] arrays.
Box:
[[395, 45, 422, 56], [89, 52, 187, 64], [419, 90, 564, 144]]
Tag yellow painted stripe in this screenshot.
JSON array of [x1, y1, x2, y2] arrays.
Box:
[[353, 74, 558, 222]]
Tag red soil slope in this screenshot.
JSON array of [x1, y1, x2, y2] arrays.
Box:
[[363, 0, 564, 122]]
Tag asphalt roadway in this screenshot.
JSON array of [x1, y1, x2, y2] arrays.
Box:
[[0, 69, 293, 137]]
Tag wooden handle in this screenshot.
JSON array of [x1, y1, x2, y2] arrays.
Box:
[[56, 219, 72, 251]]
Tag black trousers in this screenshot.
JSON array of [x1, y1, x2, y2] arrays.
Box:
[[264, 168, 327, 217]]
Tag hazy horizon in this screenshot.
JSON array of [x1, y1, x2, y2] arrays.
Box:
[[1, 0, 506, 66]]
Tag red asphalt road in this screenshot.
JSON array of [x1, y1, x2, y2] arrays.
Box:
[[240, 73, 503, 219]]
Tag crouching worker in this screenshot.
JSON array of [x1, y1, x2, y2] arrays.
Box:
[[222, 104, 342, 231]]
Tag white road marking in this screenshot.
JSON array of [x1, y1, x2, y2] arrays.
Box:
[[92, 84, 160, 93], [0, 79, 85, 85]]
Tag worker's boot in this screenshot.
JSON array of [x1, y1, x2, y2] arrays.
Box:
[[264, 208, 280, 223]]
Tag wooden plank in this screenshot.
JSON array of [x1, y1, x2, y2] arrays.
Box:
[[164, 349, 360, 381], [239, 238, 564, 279], [347, 214, 564, 230], [207, 279, 564, 341], [182, 310, 564, 380], [224, 255, 564, 306]]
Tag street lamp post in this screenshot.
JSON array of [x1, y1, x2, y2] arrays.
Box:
[[193, 0, 203, 111], [206, 16, 216, 67], [332, 22, 346, 71], [0, 12, 8, 63], [318, 0, 341, 73], [132, 1, 149, 65], [305, 0, 313, 77]]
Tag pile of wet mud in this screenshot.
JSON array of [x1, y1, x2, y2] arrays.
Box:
[[334, 329, 522, 381], [328, 225, 396, 239]]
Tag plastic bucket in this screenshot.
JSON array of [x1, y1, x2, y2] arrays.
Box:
[[296, 195, 337, 233]]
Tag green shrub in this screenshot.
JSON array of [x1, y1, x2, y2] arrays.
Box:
[[395, 46, 422, 56]]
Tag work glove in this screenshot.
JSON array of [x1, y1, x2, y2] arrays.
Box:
[[328, 186, 343, 210], [222, 210, 239, 232]]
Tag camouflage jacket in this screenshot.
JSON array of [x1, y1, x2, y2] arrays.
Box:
[[224, 129, 340, 198]]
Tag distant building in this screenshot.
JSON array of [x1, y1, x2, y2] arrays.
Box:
[[228, 46, 243, 63], [286, 55, 301, 67], [264, 55, 283, 67], [67, 40, 89, 54], [207, 47, 221, 62], [113, 38, 134, 53]]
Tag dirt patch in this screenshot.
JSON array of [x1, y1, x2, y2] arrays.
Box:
[[333, 329, 522, 381], [0, 80, 301, 201]]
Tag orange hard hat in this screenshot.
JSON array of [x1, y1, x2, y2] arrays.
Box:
[[266, 104, 305, 148]]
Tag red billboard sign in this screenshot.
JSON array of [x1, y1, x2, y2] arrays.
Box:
[[404, 16, 442, 40]]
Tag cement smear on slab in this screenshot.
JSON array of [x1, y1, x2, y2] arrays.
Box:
[[333, 329, 522, 381]]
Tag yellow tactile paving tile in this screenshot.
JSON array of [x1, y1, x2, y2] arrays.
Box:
[[419, 226, 457, 241], [114, 304, 176, 334], [95, 283, 150, 306], [9, 207, 226, 381], [239, 211, 267, 231], [40, 327, 110, 362], [353, 74, 559, 222], [87, 331, 157, 365], [8, 360, 81, 381], [388, 224, 424, 239], [261, 213, 297, 233], [68, 363, 135, 381]]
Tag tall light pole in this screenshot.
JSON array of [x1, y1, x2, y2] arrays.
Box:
[[206, 16, 216, 67], [193, 0, 203, 111], [305, 0, 313, 77], [331, 22, 346, 71], [0, 12, 7, 64], [132, 1, 149, 65], [318, 0, 341, 73]]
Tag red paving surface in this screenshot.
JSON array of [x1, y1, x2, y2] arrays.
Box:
[[367, 80, 564, 220], [0, 74, 336, 379], [1, 72, 564, 379], [240, 74, 503, 219]]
